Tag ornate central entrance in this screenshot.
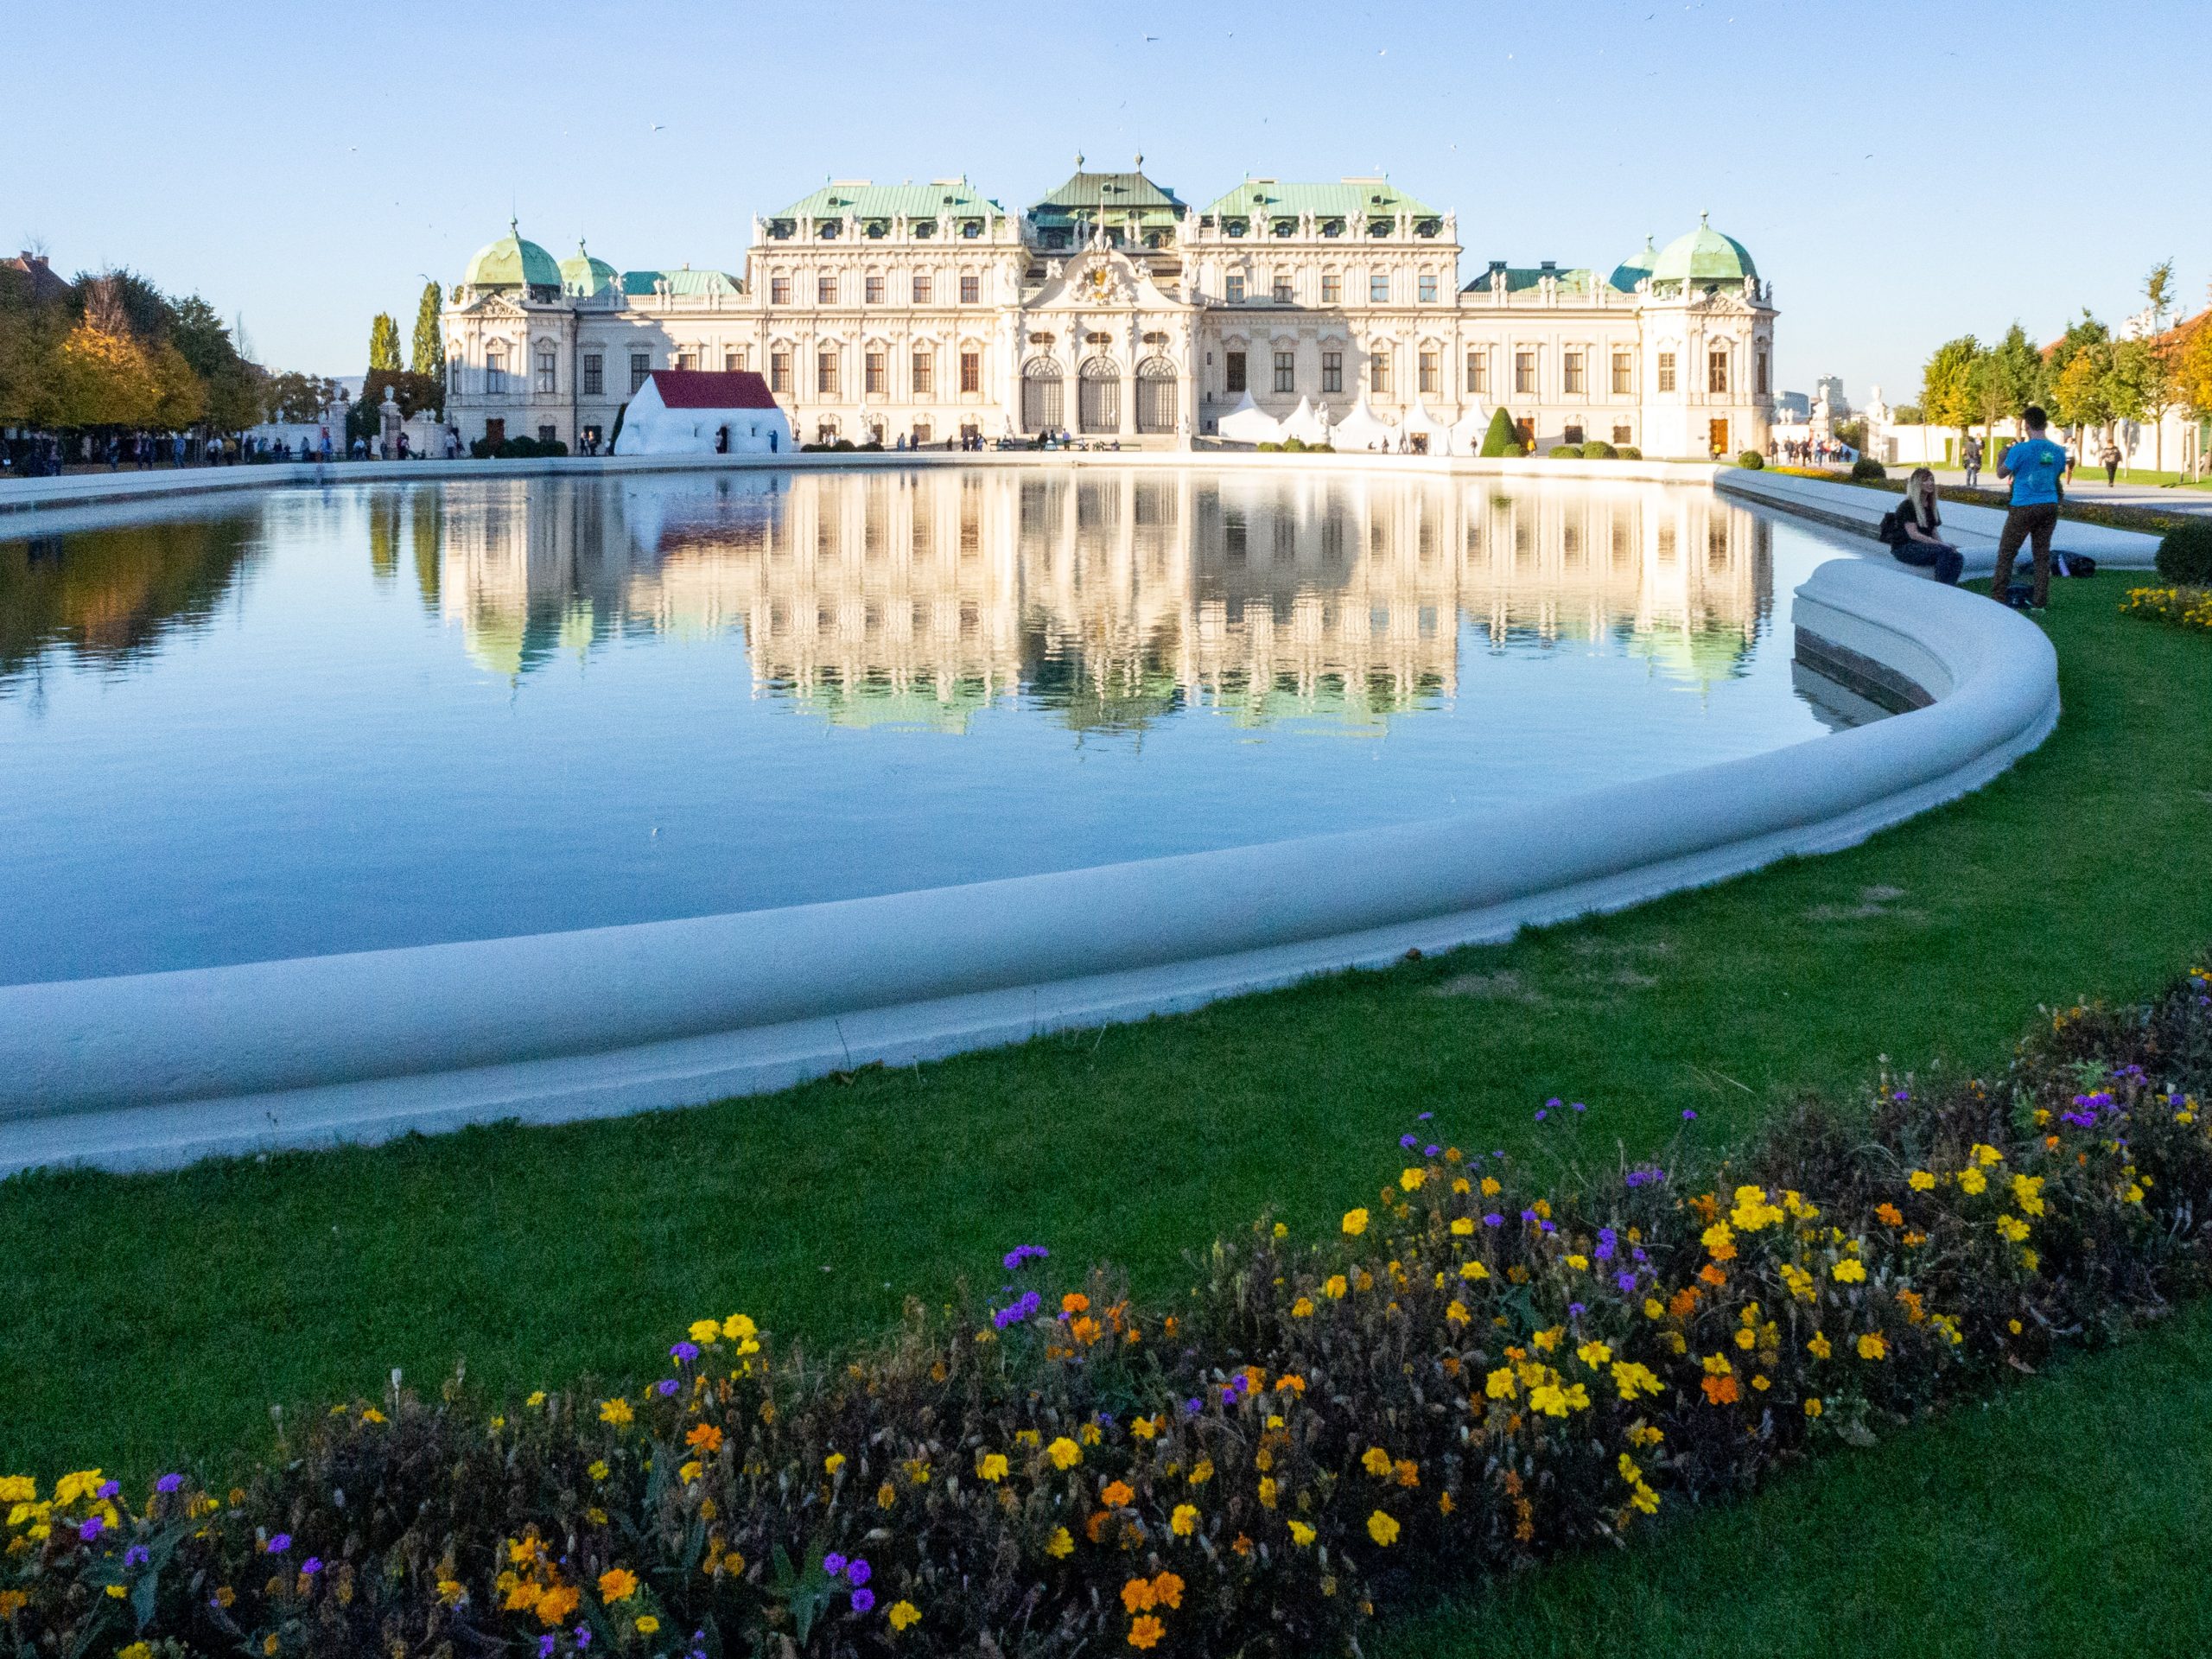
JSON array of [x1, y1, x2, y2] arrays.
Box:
[[1078, 358, 1120, 434], [1135, 357, 1177, 435], [1021, 360, 1063, 434]]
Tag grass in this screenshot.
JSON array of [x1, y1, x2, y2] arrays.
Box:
[[3, 578, 2210, 1511], [1385, 1294, 2212, 1659]]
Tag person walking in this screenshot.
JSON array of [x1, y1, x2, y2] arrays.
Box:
[[1961, 435, 1981, 490], [1992, 405, 2069, 611], [1889, 467, 1964, 584], [2101, 437, 2121, 486]]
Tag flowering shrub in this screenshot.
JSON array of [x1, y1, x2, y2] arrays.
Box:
[[6, 963, 2212, 1659], [2121, 585, 2212, 634]]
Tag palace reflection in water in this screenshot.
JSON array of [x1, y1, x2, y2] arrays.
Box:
[[417, 468, 1774, 733]]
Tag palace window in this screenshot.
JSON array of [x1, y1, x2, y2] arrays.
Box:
[[960, 350, 980, 393], [865, 274, 884, 305], [912, 272, 932, 303], [1370, 352, 1390, 394], [1612, 423, 1633, 446], [536, 345, 558, 392], [960, 273, 980, 304], [771, 276, 791, 305], [1612, 351, 1632, 394], [1321, 273, 1342, 305], [676, 348, 698, 372], [912, 349, 933, 395], [1563, 424, 1584, 447], [1274, 350, 1295, 393], [1658, 352, 1677, 392], [1563, 350, 1585, 395], [1370, 271, 1389, 304], [771, 350, 792, 393], [1756, 345, 1770, 395], [538, 424, 557, 444], [1224, 351, 1247, 394], [1708, 348, 1729, 393], [485, 342, 508, 394], [629, 351, 651, 394], [582, 353, 603, 396], [726, 346, 749, 372], [1418, 350, 1438, 395], [1225, 274, 1245, 303], [865, 351, 887, 395], [1418, 273, 1439, 303], [817, 275, 837, 305], [1465, 348, 1487, 395], [1514, 350, 1536, 395], [817, 347, 838, 394], [1273, 273, 1294, 303], [1322, 350, 1343, 393]]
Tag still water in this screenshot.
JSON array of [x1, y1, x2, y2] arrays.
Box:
[[0, 468, 1857, 984]]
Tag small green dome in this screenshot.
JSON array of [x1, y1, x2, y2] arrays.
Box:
[[1609, 234, 1658, 293], [1649, 214, 1757, 288], [560, 238, 619, 296], [464, 219, 563, 290]]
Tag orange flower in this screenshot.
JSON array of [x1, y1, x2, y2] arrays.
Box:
[[1875, 1203, 1904, 1227], [1128, 1614, 1166, 1649], [1668, 1287, 1701, 1319], [1121, 1577, 1156, 1614], [1071, 1317, 1102, 1345], [1101, 1480, 1135, 1510], [684, 1423, 723, 1453], [597, 1568, 639, 1603], [1150, 1571, 1184, 1610], [1698, 1263, 1729, 1287], [1700, 1374, 1740, 1406], [536, 1585, 580, 1626], [1062, 1293, 1091, 1315], [1086, 1509, 1112, 1543]]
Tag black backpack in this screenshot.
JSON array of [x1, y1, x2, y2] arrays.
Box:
[[1876, 507, 1904, 546]]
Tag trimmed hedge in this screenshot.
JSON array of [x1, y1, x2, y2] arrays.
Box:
[[6, 964, 2210, 1659], [1737, 450, 1764, 470], [1580, 441, 1618, 461], [1617, 445, 1642, 461], [2154, 519, 2212, 586], [1850, 457, 1887, 481], [1548, 445, 1580, 460], [1478, 409, 1519, 459]]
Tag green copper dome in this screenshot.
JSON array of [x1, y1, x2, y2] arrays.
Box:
[[464, 219, 563, 290], [1649, 215, 1757, 288], [1609, 234, 1659, 293], [560, 238, 619, 296]]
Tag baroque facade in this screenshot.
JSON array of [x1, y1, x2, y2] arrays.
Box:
[[442, 159, 1777, 459]]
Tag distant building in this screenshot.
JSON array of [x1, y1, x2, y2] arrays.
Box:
[[1812, 373, 1847, 417], [1770, 391, 1811, 423], [613, 369, 791, 456], [442, 164, 1778, 460], [0, 250, 73, 305]]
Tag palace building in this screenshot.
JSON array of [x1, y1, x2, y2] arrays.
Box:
[[442, 157, 1776, 460]]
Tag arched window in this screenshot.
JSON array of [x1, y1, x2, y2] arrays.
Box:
[[1077, 356, 1121, 434], [1021, 359, 1064, 433], [1135, 357, 1178, 434]]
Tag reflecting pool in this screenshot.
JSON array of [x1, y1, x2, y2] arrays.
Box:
[[0, 467, 1858, 983]]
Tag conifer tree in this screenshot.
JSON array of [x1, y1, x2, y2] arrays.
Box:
[[410, 283, 444, 380], [367, 312, 402, 372], [1478, 407, 1519, 457]]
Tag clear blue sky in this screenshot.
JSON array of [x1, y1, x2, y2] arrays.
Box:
[[8, 0, 2205, 405]]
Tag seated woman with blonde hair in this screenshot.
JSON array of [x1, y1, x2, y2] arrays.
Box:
[[1887, 467, 1963, 585]]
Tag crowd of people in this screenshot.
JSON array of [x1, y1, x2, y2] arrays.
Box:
[[1774, 435, 1858, 468]]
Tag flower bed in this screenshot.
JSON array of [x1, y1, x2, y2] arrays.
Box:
[[2120, 586, 2212, 634], [5, 965, 2211, 1659]]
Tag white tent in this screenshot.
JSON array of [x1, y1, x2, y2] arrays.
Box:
[[615, 370, 792, 457], [1400, 398, 1453, 454], [1279, 396, 1332, 446], [1330, 394, 1398, 452], [1215, 390, 1284, 446], [1449, 403, 1493, 456]]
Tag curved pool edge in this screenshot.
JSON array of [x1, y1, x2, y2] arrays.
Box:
[[0, 559, 2059, 1176]]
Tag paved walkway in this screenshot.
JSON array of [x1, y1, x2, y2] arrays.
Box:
[[1916, 467, 2212, 515]]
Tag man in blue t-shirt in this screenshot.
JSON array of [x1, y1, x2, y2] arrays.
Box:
[[1993, 404, 2068, 609]]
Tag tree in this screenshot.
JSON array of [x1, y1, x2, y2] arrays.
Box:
[[367, 312, 402, 372], [2107, 335, 2177, 472], [2144, 260, 2176, 335], [52, 321, 161, 429], [2180, 318, 2212, 417], [264, 370, 337, 424], [170, 295, 264, 433], [1919, 335, 1982, 454], [1478, 407, 1519, 456], [2050, 345, 2113, 440], [410, 283, 445, 386]]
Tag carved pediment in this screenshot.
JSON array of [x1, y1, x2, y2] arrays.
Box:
[[1024, 245, 1187, 318]]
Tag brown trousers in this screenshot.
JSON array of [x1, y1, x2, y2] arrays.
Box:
[[1991, 502, 2060, 607]]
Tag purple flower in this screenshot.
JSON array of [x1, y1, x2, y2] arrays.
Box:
[[1681, 1109, 1698, 1122], [97, 1480, 119, 1500], [1539, 1219, 1556, 1233], [992, 1288, 1044, 1330], [302, 1557, 322, 1577], [1892, 1089, 1910, 1102], [1184, 1396, 1204, 1415], [1001, 1244, 1050, 1271], [1625, 1166, 1667, 1189], [1416, 1111, 1433, 1122], [156, 1473, 182, 1494], [847, 1558, 871, 1586], [1400, 1133, 1419, 1149], [1221, 1386, 1239, 1405], [1632, 1247, 1649, 1263], [1423, 1144, 1441, 1158], [1520, 1208, 1537, 1223], [124, 1545, 149, 1567], [1595, 1228, 1618, 1262], [1572, 1100, 1587, 1113], [77, 1516, 103, 1541], [1547, 1097, 1561, 1110], [1568, 1302, 1586, 1318], [1491, 1149, 1506, 1159], [267, 1534, 289, 1554], [1483, 1212, 1503, 1227], [1534, 1109, 1548, 1122], [1615, 1270, 1639, 1294], [575, 1630, 592, 1649], [540, 1637, 557, 1659], [852, 1586, 876, 1615], [657, 1378, 679, 1397], [671, 1340, 700, 1363], [823, 1552, 849, 1577]]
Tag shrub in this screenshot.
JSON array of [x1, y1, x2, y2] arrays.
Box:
[[1283, 437, 1306, 453], [2154, 519, 2212, 586], [7, 963, 2212, 1659], [1255, 441, 1281, 452], [1850, 456, 1887, 481], [1617, 445, 1642, 461], [1580, 441, 1618, 461], [1737, 450, 1765, 469], [2120, 586, 2212, 633], [1478, 408, 1519, 458], [1548, 445, 1580, 460]]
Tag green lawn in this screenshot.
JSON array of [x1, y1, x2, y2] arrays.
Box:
[[3, 576, 2209, 1530]]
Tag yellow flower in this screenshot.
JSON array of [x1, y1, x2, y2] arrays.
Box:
[[599, 1567, 639, 1602], [824, 1452, 846, 1475], [1273, 1222, 1288, 1237], [1046, 1437, 1082, 1471], [1258, 1476, 1279, 1509], [1367, 1510, 1401, 1546], [1611, 1362, 1662, 1401], [1701, 1222, 1737, 1260], [588, 1459, 610, 1481], [1459, 1261, 1489, 1281], [119, 1646, 153, 1659], [1342, 1208, 1370, 1236], [722, 1313, 757, 1343], [599, 1398, 633, 1427], [1292, 1296, 1315, 1318], [525, 1390, 547, 1408], [1995, 1214, 2031, 1243], [1972, 1142, 2004, 1166], [1959, 1166, 1988, 1196], [54, 1471, 104, 1505], [1361, 1446, 1394, 1478], [1804, 1396, 1823, 1417], [1480, 1175, 1501, 1195], [1565, 1254, 1590, 1271], [1484, 1366, 1517, 1400], [688, 1319, 722, 1345], [1400, 1167, 1426, 1192], [1446, 1299, 1471, 1326], [1857, 1332, 1887, 1361], [1046, 1527, 1074, 1559], [1807, 1332, 1832, 1359], [1643, 1298, 1665, 1319], [977, 1452, 1009, 1483], [1188, 1459, 1213, 1485], [1831, 1258, 1866, 1283], [677, 1459, 703, 1484], [635, 1617, 660, 1636], [888, 1599, 922, 1631], [0, 1478, 33, 1503], [1171, 1503, 1199, 1537], [1729, 1185, 1785, 1230], [1449, 1217, 1474, 1236], [1324, 1274, 1349, 1300], [1288, 1520, 1317, 1546], [1908, 1170, 1936, 1192], [2011, 1174, 2046, 1217]]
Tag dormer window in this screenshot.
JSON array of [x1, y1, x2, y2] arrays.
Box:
[[865, 220, 887, 239], [915, 220, 936, 238], [817, 220, 840, 239], [1415, 219, 1441, 238], [1224, 218, 1249, 238], [1369, 219, 1393, 238], [1273, 219, 1296, 238], [1321, 219, 1344, 238], [960, 219, 982, 238]]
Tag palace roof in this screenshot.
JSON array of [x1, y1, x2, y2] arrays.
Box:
[[1461, 262, 1601, 296], [769, 179, 1001, 226], [1199, 177, 1440, 226], [560, 239, 619, 297], [463, 220, 562, 291], [620, 267, 743, 299], [645, 369, 778, 410], [1028, 159, 1186, 230], [1650, 215, 1758, 286]]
